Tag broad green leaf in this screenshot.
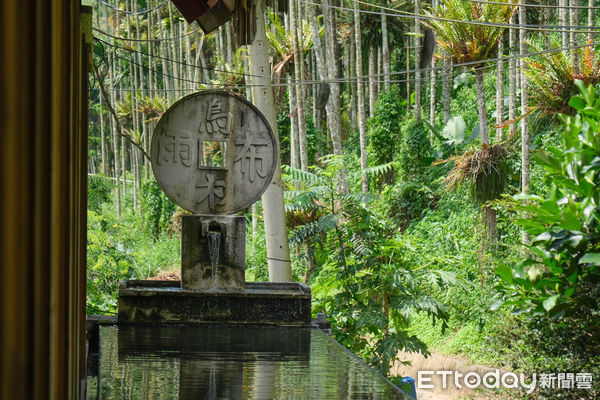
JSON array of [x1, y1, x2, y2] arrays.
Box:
[[568, 95, 587, 112], [543, 295, 560, 311], [496, 264, 513, 283], [453, 72, 471, 89], [441, 116, 467, 145], [580, 253, 600, 265]]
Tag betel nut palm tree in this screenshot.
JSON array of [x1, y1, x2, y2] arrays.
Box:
[[424, 0, 516, 243], [424, 0, 515, 144]]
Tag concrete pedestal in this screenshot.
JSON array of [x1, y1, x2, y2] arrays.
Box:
[[181, 215, 245, 291]]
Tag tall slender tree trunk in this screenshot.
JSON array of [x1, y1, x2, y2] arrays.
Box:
[[168, 2, 179, 95], [312, 53, 320, 132], [290, 0, 308, 170], [496, 39, 504, 142], [570, 0, 579, 74], [308, 4, 326, 79], [100, 94, 108, 175], [588, 0, 595, 44], [543, 1, 551, 50], [307, 4, 326, 135], [161, 29, 171, 100], [226, 22, 235, 67], [382, 0, 390, 90], [508, 13, 517, 137], [429, 66, 436, 129], [193, 32, 204, 84], [429, 0, 437, 131], [185, 24, 193, 90], [350, 39, 357, 131], [474, 67, 489, 144], [406, 42, 411, 112], [377, 47, 382, 96], [323, 0, 348, 191], [106, 3, 121, 217], [369, 46, 376, 117], [121, 136, 127, 204], [199, 36, 211, 83], [288, 77, 299, 169], [442, 55, 452, 123], [414, 0, 422, 121], [354, 1, 368, 193], [520, 3, 530, 245], [249, 0, 292, 282], [560, 0, 569, 49]]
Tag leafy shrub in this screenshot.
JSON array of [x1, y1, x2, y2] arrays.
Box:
[[283, 157, 450, 375], [399, 118, 434, 179], [87, 210, 136, 314], [367, 88, 405, 168], [380, 181, 437, 230], [141, 179, 176, 239], [495, 81, 600, 317], [88, 174, 113, 212], [489, 314, 600, 399]]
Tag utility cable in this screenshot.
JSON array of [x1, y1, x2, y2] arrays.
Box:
[[94, 36, 262, 79], [95, 31, 598, 84], [94, 36, 422, 80], [464, 0, 600, 10], [94, 40, 599, 90], [97, 0, 169, 16], [300, 0, 600, 35], [93, 26, 204, 43]]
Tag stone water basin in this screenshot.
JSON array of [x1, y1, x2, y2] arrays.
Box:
[[87, 324, 411, 399]]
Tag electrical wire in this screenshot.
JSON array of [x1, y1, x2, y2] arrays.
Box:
[[92, 0, 600, 45], [90, 46, 580, 93], [94, 40, 599, 90], [94, 36, 263, 79], [300, 0, 600, 35], [94, 36, 423, 79], [464, 0, 600, 10], [95, 33, 599, 87], [92, 26, 204, 43], [97, 0, 169, 16]]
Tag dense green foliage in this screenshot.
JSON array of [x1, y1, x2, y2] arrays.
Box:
[[87, 182, 180, 314], [284, 158, 451, 375], [496, 81, 600, 317]]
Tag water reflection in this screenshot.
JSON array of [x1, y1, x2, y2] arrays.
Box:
[[89, 325, 409, 399]]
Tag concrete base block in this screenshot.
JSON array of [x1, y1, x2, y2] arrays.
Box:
[[118, 280, 312, 326]]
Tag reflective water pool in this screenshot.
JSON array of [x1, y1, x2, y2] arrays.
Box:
[[87, 325, 410, 399]]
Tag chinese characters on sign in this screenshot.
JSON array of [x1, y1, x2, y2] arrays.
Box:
[[151, 91, 277, 214], [539, 373, 593, 390]]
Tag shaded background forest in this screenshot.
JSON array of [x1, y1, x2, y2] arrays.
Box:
[[87, 0, 600, 398]]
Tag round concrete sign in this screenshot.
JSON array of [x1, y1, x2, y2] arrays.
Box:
[[151, 91, 277, 214]]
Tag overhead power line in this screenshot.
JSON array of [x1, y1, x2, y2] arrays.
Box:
[[464, 0, 600, 10], [93, 37, 599, 89], [92, 26, 203, 43], [97, 0, 169, 16], [301, 0, 600, 35], [94, 36, 422, 79], [94, 36, 262, 79]]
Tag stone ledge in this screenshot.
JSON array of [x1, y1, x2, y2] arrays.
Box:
[[119, 279, 311, 295], [118, 280, 312, 326]]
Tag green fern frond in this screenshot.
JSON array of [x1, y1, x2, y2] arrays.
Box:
[[290, 214, 338, 246]]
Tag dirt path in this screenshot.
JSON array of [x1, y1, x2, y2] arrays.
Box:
[[391, 350, 502, 399]]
